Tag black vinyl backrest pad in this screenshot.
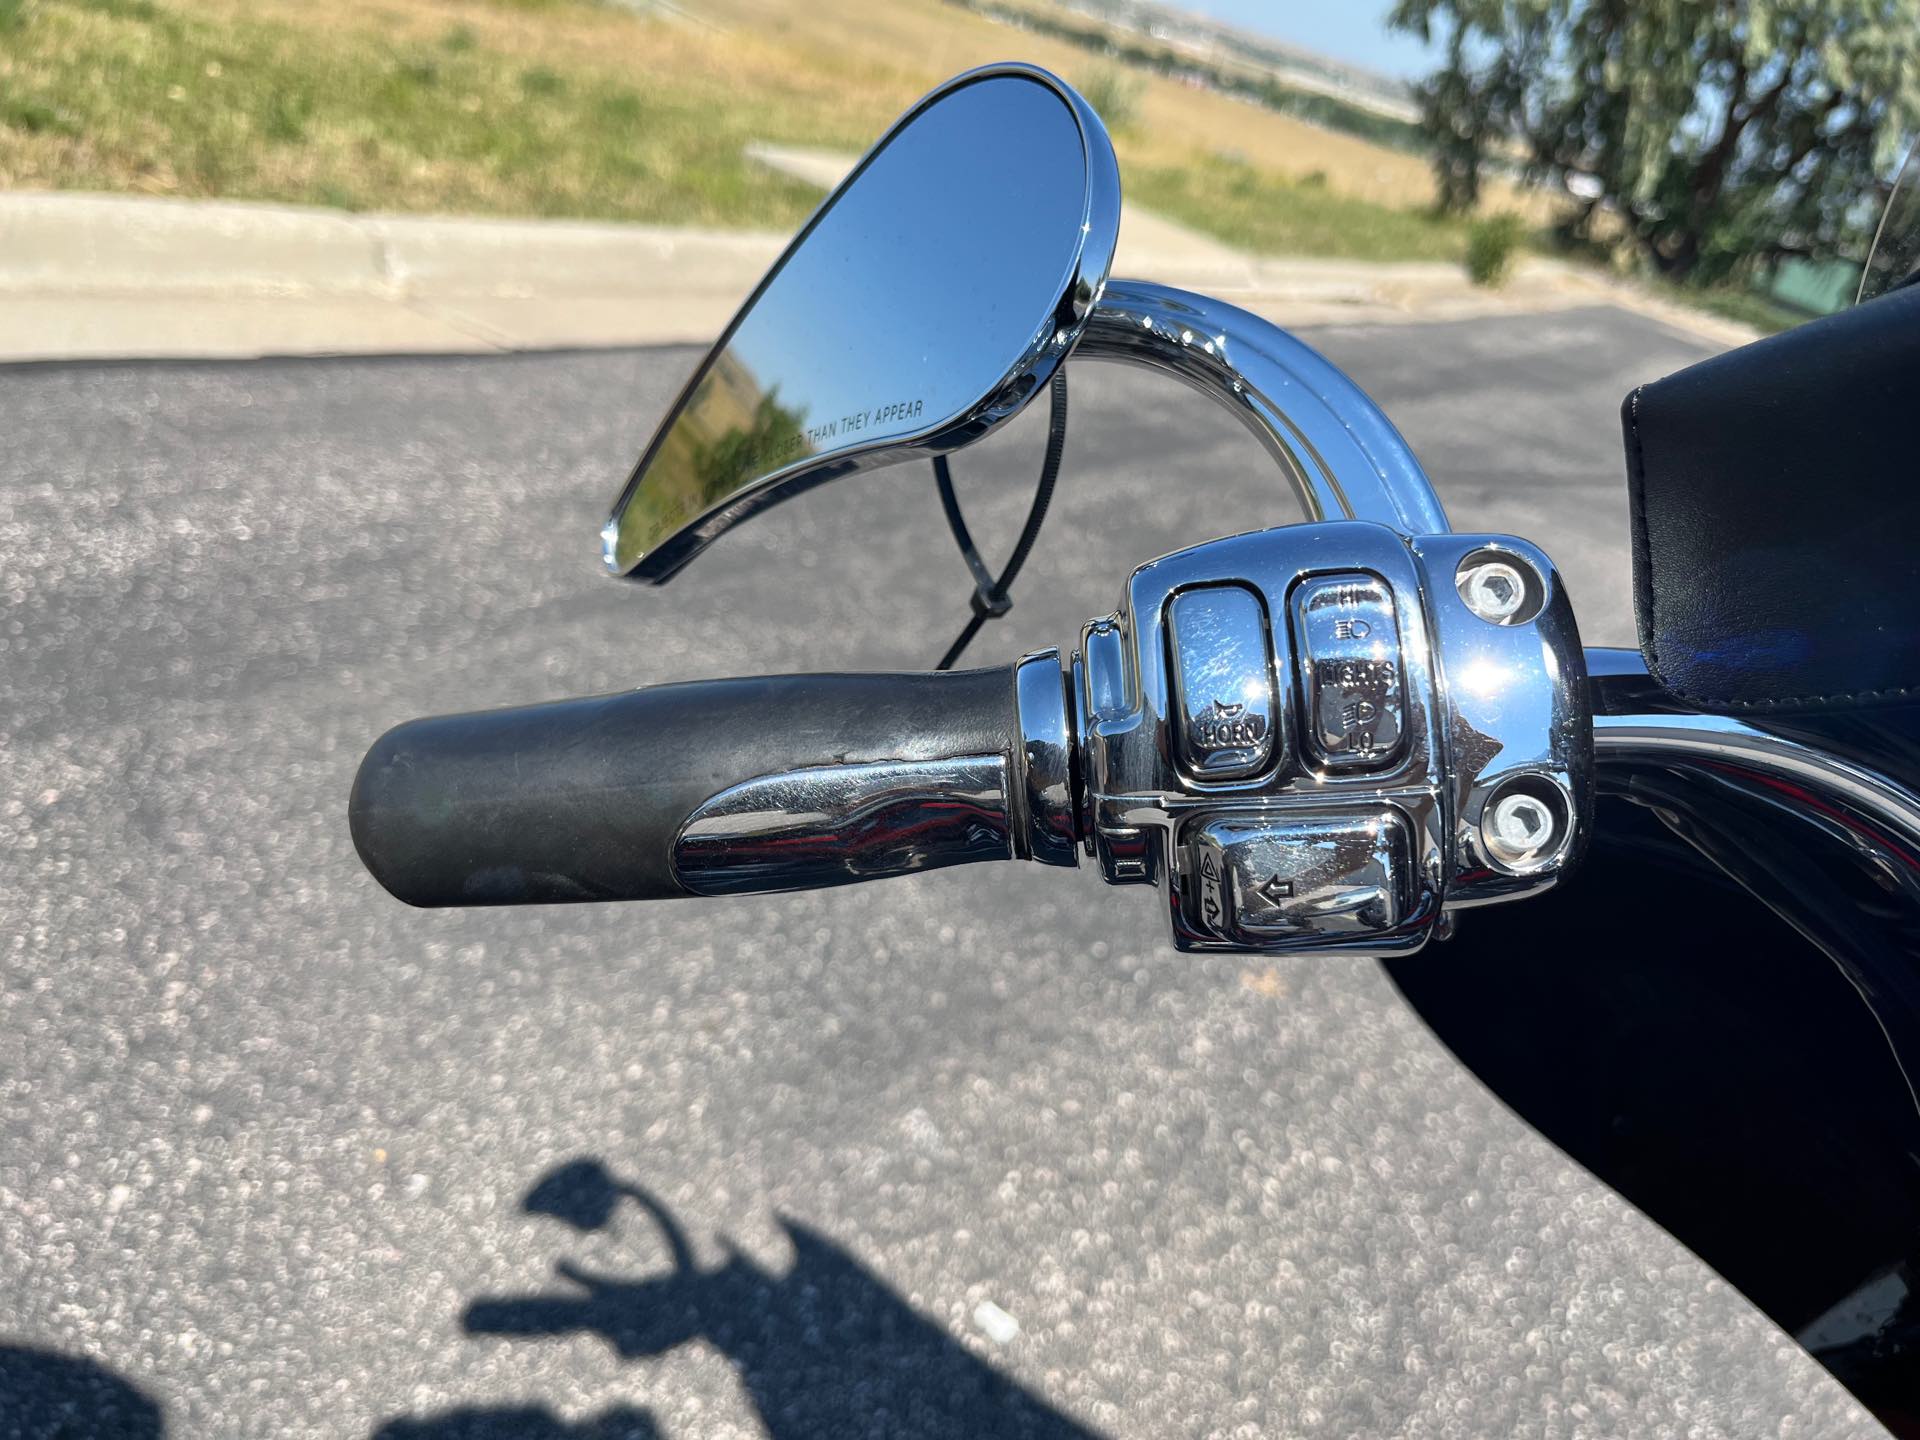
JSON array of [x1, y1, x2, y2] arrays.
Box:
[[1624, 283, 1920, 713]]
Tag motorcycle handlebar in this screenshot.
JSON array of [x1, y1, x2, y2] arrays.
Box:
[[347, 665, 1060, 908]]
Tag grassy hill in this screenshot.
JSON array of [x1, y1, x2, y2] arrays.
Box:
[[0, 0, 1548, 264]]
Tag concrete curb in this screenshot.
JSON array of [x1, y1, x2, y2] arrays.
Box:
[[0, 191, 786, 360], [0, 190, 1752, 363], [0, 190, 790, 298]]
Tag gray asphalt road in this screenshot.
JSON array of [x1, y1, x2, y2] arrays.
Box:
[[2, 307, 1884, 1439]]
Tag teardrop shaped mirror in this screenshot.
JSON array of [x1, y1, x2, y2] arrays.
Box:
[[602, 63, 1120, 582]]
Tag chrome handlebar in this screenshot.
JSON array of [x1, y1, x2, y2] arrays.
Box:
[[354, 270, 1920, 969], [359, 285, 1597, 950], [666, 519, 1593, 959], [1082, 281, 1451, 536], [658, 288, 1587, 955]]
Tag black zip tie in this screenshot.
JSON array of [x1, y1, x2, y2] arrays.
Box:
[[933, 367, 1069, 671]]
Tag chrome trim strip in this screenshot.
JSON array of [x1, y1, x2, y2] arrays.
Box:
[[673, 756, 1015, 897], [1582, 644, 1655, 680], [1014, 649, 1080, 867], [1593, 713, 1920, 850], [1081, 280, 1450, 535]]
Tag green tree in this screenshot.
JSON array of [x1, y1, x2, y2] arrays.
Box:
[[1390, 0, 1920, 284], [691, 389, 811, 500]]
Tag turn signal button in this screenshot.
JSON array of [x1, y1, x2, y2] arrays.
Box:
[[1189, 810, 1411, 944]]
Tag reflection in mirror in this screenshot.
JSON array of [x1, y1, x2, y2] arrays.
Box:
[[603, 64, 1119, 581]]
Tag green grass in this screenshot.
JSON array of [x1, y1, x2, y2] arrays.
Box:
[[1662, 284, 1806, 335], [1465, 212, 1526, 286], [0, 0, 1517, 274], [1129, 153, 1474, 263], [0, 0, 831, 225], [1077, 64, 1143, 135]]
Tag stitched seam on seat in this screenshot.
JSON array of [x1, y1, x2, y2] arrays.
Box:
[[1625, 386, 1663, 679], [1681, 682, 1920, 710]]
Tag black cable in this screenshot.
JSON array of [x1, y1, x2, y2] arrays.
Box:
[[933, 455, 1001, 604], [933, 368, 1069, 670], [933, 600, 993, 674]]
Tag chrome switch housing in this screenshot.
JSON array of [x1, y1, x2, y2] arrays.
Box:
[[1072, 520, 1592, 957]]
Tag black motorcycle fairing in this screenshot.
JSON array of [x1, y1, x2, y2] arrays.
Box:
[[1393, 796, 1920, 1435], [1623, 282, 1920, 713]]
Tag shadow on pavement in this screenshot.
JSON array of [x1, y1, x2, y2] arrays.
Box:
[[0, 1343, 163, 1438], [372, 1159, 1102, 1440]]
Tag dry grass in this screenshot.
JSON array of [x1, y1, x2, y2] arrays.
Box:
[[0, 0, 1559, 259], [0, 0, 848, 222], [695, 0, 1557, 220]]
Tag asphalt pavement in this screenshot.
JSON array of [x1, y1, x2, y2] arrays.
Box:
[[1, 306, 1886, 1438]]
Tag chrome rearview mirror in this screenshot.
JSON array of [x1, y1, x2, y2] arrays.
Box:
[[602, 64, 1121, 581]]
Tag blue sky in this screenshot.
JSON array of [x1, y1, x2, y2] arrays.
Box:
[[1174, 1, 1439, 80]]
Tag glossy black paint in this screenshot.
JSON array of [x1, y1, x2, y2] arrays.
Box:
[[1393, 800, 1920, 1433], [1395, 662, 1920, 1433]]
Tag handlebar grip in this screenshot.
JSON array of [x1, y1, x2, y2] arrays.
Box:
[[349, 667, 1024, 907]]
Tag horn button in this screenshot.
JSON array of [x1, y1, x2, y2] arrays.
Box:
[[1166, 585, 1283, 782]]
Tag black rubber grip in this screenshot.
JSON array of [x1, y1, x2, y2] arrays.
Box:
[[349, 667, 1019, 907]]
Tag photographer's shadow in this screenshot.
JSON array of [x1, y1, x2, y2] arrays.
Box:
[[377, 1158, 1102, 1440]]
